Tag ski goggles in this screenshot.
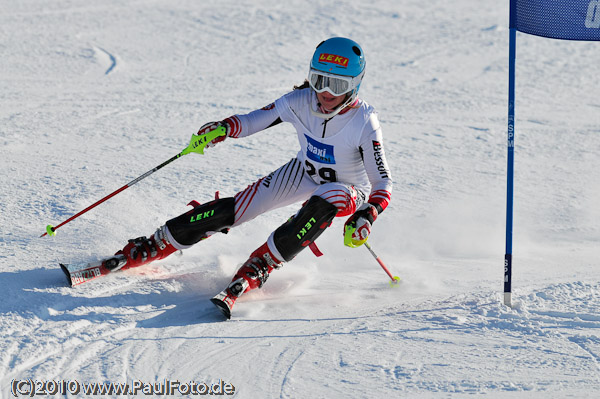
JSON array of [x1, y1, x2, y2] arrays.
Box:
[[308, 69, 356, 96]]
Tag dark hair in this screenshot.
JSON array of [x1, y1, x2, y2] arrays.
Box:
[[293, 79, 310, 90]]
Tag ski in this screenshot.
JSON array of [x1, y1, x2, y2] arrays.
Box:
[[210, 290, 234, 320], [210, 298, 231, 320], [210, 279, 248, 320], [60, 254, 127, 286]]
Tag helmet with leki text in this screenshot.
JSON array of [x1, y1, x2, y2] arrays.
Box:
[[309, 37, 366, 100]]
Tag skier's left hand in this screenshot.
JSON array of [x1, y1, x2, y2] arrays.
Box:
[[344, 203, 378, 245]]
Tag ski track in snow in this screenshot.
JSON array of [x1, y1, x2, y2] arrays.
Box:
[[1, 0, 599, 397], [93, 47, 117, 75]]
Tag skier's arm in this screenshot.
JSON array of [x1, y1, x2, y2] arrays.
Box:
[[195, 102, 282, 148], [359, 118, 393, 214], [344, 117, 392, 246], [224, 104, 282, 138]]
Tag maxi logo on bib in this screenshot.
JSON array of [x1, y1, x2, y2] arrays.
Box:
[[305, 134, 336, 164]]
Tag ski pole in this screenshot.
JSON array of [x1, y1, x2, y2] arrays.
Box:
[[41, 127, 226, 237], [364, 241, 400, 286], [344, 225, 400, 285]]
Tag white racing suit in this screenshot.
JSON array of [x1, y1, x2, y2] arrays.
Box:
[[226, 87, 392, 237]]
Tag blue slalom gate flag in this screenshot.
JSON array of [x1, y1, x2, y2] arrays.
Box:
[[504, 0, 600, 307], [511, 0, 600, 40]]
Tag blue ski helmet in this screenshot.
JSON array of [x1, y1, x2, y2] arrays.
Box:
[[309, 37, 366, 100]]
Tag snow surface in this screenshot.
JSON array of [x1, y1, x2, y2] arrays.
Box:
[[1, 0, 599, 397]]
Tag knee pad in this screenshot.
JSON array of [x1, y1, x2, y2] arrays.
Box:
[[273, 196, 338, 262], [166, 197, 235, 246]]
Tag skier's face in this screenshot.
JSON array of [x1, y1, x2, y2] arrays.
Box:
[[316, 91, 346, 111]]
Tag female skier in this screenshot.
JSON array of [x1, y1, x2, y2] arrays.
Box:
[[111, 37, 393, 318]]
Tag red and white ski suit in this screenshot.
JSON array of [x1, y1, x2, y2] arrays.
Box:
[[226, 88, 392, 230]]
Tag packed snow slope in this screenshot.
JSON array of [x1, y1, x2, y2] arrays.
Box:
[[1, 0, 599, 397]]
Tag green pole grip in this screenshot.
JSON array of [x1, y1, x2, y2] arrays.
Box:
[[182, 126, 227, 156], [344, 225, 368, 248]]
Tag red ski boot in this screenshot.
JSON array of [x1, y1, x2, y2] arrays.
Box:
[[113, 226, 178, 271], [211, 242, 283, 319]]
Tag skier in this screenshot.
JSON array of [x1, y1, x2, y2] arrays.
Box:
[[110, 37, 392, 318]]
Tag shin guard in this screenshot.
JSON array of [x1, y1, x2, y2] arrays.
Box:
[[273, 196, 338, 262], [166, 197, 235, 246]]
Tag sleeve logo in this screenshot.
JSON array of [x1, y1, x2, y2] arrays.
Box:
[[372, 141, 390, 178]]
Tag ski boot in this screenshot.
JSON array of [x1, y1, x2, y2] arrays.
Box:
[[113, 226, 178, 271], [211, 242, 282, 319]]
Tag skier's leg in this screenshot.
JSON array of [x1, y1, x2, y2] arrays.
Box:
[[116, 158, 314, 272], [234, 184, 360, 285], [116, 197, 236, 270], [211, 182, 366, 317], [211, 195, 338, 318], [230, 158, 315, 227]]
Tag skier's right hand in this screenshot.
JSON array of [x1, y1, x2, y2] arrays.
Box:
[[197, 120, 230, 149]]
